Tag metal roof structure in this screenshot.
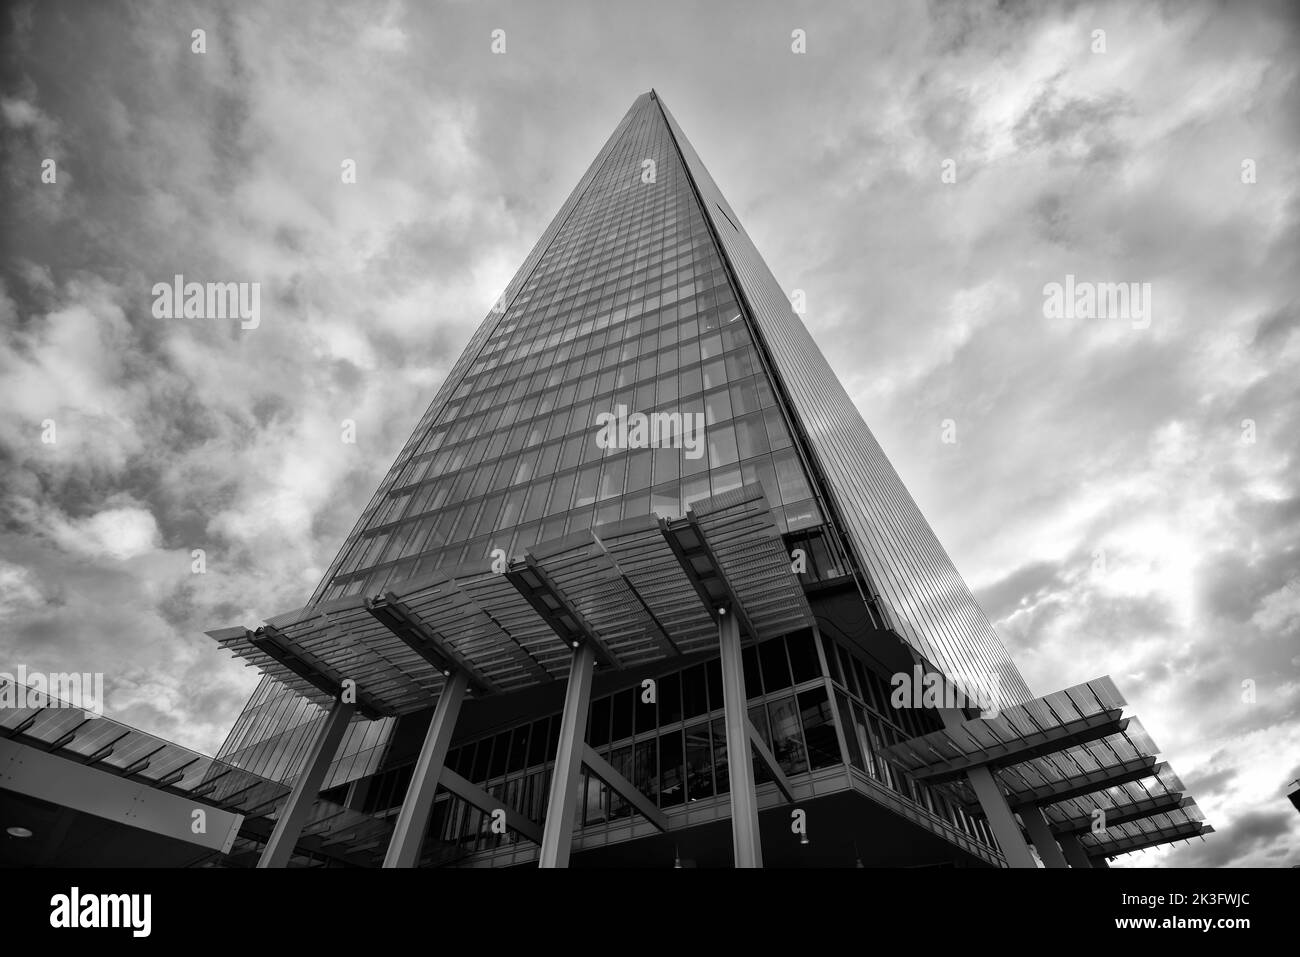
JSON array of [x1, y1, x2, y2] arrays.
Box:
[[209, 484, 813, 716], [881, 677, 1211, 862], [0, 675, 392, 867]]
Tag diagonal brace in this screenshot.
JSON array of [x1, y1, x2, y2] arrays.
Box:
[[582, 744, 670, 833]]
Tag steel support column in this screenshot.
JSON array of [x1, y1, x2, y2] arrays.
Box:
[[538, 641, 596, 868], [966, 765, 1039, 868], [1058, 830, 1093, 869], [718, 607, 762, 867], [1020, 802, 1068, 868], [938, 708, 1036, 869], [257, 696, 354, 868], [382, 670, 469, 868]]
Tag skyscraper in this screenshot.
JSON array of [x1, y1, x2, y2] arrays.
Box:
[[205, 92, 1204, 868]]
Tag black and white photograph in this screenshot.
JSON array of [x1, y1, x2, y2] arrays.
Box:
[[0, 0, 1296, 937]]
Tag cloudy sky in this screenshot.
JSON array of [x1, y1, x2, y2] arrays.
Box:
[[2, 0, 1297, 867]]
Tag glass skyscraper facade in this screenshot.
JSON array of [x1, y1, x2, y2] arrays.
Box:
[[216, 93, 1033, 867], [319, 98, 826, 600]]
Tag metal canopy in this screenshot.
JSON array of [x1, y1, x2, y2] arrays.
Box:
[[994, 721, 1162, 808], [880, 678, 1210, 861], [1079, 806, 1213, 858], [883, 677, 1127, 784], [0, 675, 392, 867], [209, 484, 812, 717], [598, 514, 717, 655], [685, 486, 815, 640], [1041, 764, 1188, 834]]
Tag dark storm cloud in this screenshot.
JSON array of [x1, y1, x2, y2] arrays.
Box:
[[1165, 808, 1295, 868]]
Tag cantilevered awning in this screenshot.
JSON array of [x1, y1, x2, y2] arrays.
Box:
[[208, 484, 813, 717], [1077, 804, 1213, 857], [0, 676, 392, 866], [881, 678, 1209, 861], [991, 721, 1163, 807], [884, 677, 1127, 784], [1040, 764, 1188, 834]]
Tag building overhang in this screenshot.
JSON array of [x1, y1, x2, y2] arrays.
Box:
[[1081, 816, 1214, 859], [0, 674, 394, 867], [207, 484, 814, 717], [880, 677, 1210, 862]]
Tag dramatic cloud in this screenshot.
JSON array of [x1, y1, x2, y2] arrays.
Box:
[[1, 0, 1296, 867]]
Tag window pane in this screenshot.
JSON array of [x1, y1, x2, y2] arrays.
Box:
[[450, 745, 472, 778], [547, 711, 561, 755], [702, 358, 727, 389], [684, 723, 715, 801], [853, 657, 875, 710], [786, 631, 820, 684], [725, 347, 758, 380], [611, 688, 633, 742], [651, 482, 681, 520], [820, 632, 842, 684], [608, 745, 634, 820], [740, 455, 780, 505], [706, 658, 723, 713], [758, 637, 792, 692], [853, 700, 875, 775], [730, 377, 760, 414], [573, 463, 600, 508], [773, 448, 811, 504], [522, 480, 550, 523], [681, 664, 708, 720], [783, 499, 822, 532], [707, 422, 739, 467], [764, 406, 792, 449], [659, 729, 685, 807], [633, 738, 658, 805], [634, 682, 657, 734], [549, 470, 576, 514], [837, 647, 857, 694], [597, 455, 626, 501], [704, 387, 733, 426], [711, 464, 742, 496], [679, 363, 702, 398], [799, 686, 841, 770], [623, 489, 650, 518], [678, 338, 701, 367], [488, 731, 510, 778], [652, 446, 680, 484], [499, 487, 526, 527], [589, 695, 611, 748], [582, 771, 606, 825], [767, 696, 808, 776], [627, 449, 652, 492], [734, 413, 770, 459], [658, 672, 682, 724], [742, 644, 763, 698], [559, 436, 583, 470], [470, 739, 492, 782], [508, 725, 529, 774], [682, 473, 710, 510]]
